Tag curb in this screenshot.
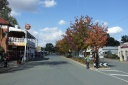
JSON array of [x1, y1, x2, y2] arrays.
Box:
[[63, 56, 110, 70]]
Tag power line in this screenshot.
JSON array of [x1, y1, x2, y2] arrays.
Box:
[[109, 16, 128, 26]]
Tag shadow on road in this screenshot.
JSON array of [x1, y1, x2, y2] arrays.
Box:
[[108, 64, 116, 67], [1, 57, 69, 74], [40, 61, 68, 66], [31, 57, 49, 61]]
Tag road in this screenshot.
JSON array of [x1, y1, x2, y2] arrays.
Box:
[[0, 54, 128, 85], [101, 58, 128, 72]]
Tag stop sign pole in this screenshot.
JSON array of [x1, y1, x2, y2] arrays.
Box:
[[23, 24, 31, 61]]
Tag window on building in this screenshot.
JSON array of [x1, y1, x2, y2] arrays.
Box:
[[125, 51, 128, 56]]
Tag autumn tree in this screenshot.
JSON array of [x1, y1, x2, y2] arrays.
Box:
[[70, 16, 92, 50], [85, 22, 108, 51], [55, 39, 69, 54], [63, 28, 77, 51], [85, 22, 108, 68], [56, 15, 108, 59], [63, 16, 92, 56]]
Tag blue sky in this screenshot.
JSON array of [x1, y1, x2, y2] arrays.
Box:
[[8, 0, 128, 47]]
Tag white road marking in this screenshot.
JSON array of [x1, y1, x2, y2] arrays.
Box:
[[109, 74, 128, 76], [99, 69, 119, 72], [64, 56, 128, 83], [95, 69, 128, 83], [99, 69, 128, 75], [114, 69, 128, 75]]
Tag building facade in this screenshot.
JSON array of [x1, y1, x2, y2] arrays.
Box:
[[0, 17, 36, 61], [98, 46, 118, 58], [8, 26, 36, 61], [118, 42, 128, 61]]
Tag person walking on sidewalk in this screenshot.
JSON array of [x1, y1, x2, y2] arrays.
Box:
[[85, 54, 91, 69], [3, 53, 9, 68]]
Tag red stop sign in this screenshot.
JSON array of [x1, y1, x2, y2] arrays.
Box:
[[25, 24, 31, 30]]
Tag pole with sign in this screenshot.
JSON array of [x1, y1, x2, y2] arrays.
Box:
[[23, 24, 31, 61]]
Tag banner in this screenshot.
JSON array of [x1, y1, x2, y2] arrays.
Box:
[[8, 42, 26, 46]]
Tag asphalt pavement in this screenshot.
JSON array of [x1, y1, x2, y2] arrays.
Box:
[[0, 61, 18, 73], [0, 54, 128, 85]]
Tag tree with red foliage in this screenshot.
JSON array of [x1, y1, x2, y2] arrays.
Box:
[[63, 16, 92, 56], [55, 38, 69, 54], [85, 22, 108, 51], [85, 22, 108, 68]]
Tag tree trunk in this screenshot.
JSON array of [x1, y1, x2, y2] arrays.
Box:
[[95, 52, 99, 68]]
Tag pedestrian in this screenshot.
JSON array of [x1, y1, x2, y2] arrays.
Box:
[[93, 56, 96, 67], [85, 54, 91, 69], [4, 56, 9, 67], [20, 55, 23, 64], [122, 54, 124, 61]]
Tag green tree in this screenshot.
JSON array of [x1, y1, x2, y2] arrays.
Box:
[[105, 34, 120, 46], [0, 5, 18, 26], [45, 43, 54, 53], [41, 47, 45, 51], [121, 35, 128, 43], [0, 0, 8, 11]]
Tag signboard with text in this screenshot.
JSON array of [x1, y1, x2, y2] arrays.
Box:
[[8, 42, 26, 46]]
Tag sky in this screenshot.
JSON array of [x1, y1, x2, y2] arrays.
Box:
[[8, 0, 128, 47]]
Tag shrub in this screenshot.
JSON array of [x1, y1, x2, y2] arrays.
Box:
[[66, 54, 72, 58], [108, 54, 118, 59]]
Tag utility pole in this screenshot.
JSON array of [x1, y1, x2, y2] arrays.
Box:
[[37, 39, 38, 47]]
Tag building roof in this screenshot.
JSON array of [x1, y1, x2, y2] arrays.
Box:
[[102, 46, 118, 50], [9, 27, 36, 39], [0, 17, 9, 24], [0, 17, 12, 26], [120, 42, 128, 48], [9, 26, 25, 32]]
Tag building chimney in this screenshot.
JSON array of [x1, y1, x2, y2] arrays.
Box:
[[15, 25, 18, 29]]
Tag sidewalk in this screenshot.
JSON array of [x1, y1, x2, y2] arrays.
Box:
[[0, 61, 18, 73], [103, 58, 128, 63]]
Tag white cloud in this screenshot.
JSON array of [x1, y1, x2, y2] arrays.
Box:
[[58, 20, 66, 25], [107, 26, 123, 34], [28, 30, 39, 37], [10, 10, 21, 16], [103, 22, 108, 26], [8, 0, 57, 16], [41, 0, 57, 8], [8, 0, 41, 16], [8, 0, 39, 12], [95, 20, 108, 26], [29, 27, 64, 47]]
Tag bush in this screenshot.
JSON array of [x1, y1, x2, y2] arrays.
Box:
[[0, 46, 4, 53], [104, 55, 108, 58], [66, 54, 72, 58], [106, 54, 118, 59]]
